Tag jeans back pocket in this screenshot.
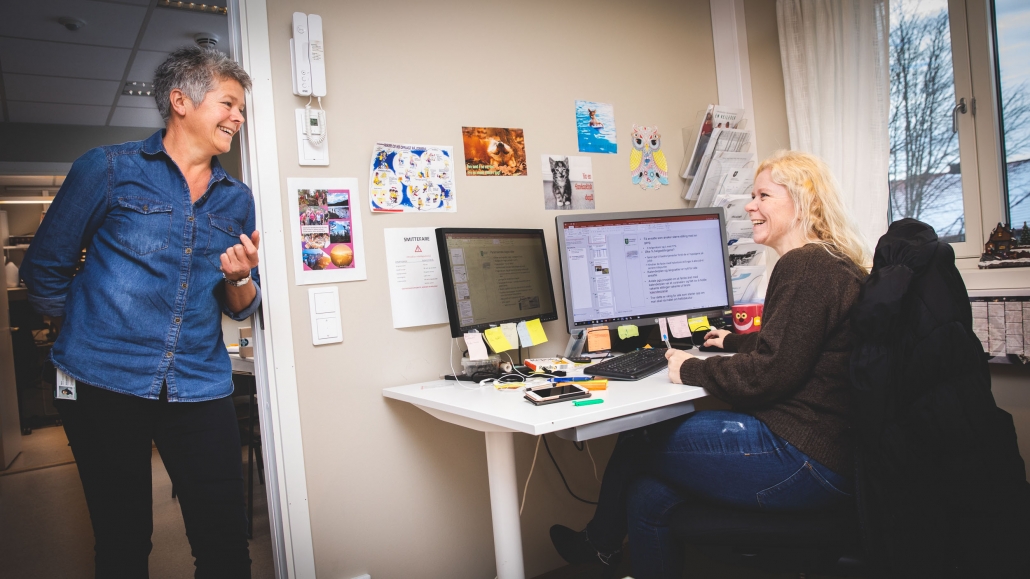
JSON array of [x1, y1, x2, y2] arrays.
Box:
[[114, 197, 172, 255], [756, 462, 852, 511]]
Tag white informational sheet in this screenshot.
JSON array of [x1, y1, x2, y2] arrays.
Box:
[[383, 227, 448, 328], [287, 177, 367, 285]]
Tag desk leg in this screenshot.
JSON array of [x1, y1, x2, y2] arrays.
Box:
[[484, 431, 525, 579]]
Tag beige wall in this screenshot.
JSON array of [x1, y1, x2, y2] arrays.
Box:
[[262, 0, 721, 576], [745, 0, 790, 159]]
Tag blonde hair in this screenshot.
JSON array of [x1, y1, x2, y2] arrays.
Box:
[[755, 150, 870, 273]]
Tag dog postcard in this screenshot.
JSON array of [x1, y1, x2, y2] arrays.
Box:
[[462, 127, 527, 176]]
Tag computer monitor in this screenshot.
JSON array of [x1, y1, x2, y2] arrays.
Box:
[[436, 228, 559, 338], [554, 208, 734, 334]]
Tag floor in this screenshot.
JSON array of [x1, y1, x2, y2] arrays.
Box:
[[0, 425, 274, 578], [533, 545, 845, 579]]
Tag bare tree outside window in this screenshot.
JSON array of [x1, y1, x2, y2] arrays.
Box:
[[889, 0, 966, 242]]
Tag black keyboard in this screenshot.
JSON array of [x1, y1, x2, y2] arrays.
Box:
[[585, 348, 669, 381]]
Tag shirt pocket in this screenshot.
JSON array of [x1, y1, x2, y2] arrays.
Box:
[[114, 197, 173, 255], [203, 214, 244, 269]]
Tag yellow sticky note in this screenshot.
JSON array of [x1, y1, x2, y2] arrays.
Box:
[[687, 316, 711, 332], [526, 318, 548, 345], [483, 327, 514, 353], [586, 326, 612, 352], [617, 325, 639, 339]]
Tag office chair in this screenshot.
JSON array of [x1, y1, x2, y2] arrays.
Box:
[[667, 461, 869, 578]]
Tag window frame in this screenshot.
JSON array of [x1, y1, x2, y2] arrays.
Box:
[[945, 0, 1026, 290]]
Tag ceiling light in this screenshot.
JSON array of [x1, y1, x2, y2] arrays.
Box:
[[123, 81, 154, 97], [58, 17, 86, 31], [156, 1, 227, 16], [194, 33, 219, 48]]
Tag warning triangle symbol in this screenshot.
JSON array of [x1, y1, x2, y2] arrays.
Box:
[[414, 245, 423, 252]]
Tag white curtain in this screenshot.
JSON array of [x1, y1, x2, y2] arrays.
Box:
[[777, 0, 890, 249]]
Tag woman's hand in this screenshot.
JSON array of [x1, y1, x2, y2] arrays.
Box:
[[220, 230, 261, 281], [665, 349, 695, 384], [703, 329, 731, 349]]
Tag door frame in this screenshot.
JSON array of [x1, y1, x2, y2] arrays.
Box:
[[229, 1, 317, 577]]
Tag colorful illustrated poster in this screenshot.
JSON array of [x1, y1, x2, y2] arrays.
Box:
[[576, 100, 617, 154], [461, 127, 527, 176], [369, 143, 456, 213], [287, 177, 367, 285], [542, 155, 595, 210]]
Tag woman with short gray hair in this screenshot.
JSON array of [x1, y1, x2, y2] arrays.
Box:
[[22, 45, 260, 577]]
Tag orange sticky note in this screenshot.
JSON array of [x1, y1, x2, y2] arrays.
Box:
[[586, 326, 612, 352]]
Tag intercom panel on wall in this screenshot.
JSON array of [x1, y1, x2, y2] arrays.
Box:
[[291, 12, 329, 165]]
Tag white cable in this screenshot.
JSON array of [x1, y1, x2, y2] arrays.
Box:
[[519, 436, 542, 516], [449, 337, 479, 389], [304, 96, 327, 145], [585, 440, 599, 482]]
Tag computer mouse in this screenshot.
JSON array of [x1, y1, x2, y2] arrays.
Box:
[[697, 345, 721, 353]]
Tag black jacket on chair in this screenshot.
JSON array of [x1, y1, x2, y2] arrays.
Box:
[[850, 219, 1030, 578]]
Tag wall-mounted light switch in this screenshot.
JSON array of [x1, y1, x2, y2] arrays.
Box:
[[308, 286, 342, 345]]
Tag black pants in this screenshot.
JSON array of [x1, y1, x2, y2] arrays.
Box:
[[56, 382, 251, 579]]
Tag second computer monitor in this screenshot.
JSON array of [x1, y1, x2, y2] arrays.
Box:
[[555, 208, 734, 334]]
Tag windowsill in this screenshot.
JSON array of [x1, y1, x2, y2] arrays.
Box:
[[956, 257, 1030, 292]]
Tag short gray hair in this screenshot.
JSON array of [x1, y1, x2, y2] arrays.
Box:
[[153, 45, 252, 122]]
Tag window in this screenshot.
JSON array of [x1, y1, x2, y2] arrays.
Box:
[[889, 0, 968, 243], [888, 0, 1018, 265], [993, 0, 1030, 229]]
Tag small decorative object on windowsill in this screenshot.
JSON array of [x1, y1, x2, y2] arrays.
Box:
[[978, 222, 1030, 269]]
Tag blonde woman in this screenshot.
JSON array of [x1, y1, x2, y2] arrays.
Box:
[[551, 151, 869, 579]]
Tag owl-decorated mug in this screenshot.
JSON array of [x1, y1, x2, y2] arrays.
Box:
[[732, 303, 763, 334]]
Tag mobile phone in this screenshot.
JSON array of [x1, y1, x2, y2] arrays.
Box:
[[524, 383, 591, 405]]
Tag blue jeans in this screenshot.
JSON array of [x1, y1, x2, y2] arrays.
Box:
[[585, 411, 853, 579]]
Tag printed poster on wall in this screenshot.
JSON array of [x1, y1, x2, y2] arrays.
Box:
[[575, 100, 617, 154], [369, 142, 457, 213], [541, 155, 595, 210], [287, 177, 367, 285], [461, 127, 527, 176]]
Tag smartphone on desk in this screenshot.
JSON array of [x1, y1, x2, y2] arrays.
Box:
[[524, 384, 591, 406]]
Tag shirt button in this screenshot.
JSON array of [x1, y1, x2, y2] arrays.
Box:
[[188, 216, 195, 222], [229, 226, 234, 232], [174, 317, 181, 323], [143, 205, 149, 211], [181, 283, 188, 289], [165, 352, 172, 358], [185, 248, 192, 254]]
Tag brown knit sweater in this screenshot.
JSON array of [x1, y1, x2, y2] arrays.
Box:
[[679, 243, 865, 476]]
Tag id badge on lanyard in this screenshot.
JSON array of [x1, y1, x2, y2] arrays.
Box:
[[55, 368, 77, 400]]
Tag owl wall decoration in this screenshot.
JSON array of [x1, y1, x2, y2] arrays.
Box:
[[629, 124, 669, 190]]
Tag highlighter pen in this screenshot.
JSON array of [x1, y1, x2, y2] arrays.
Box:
[[573, 399, 604, 406], [552, 376, 593, 383], [657, 318, 672, 349]]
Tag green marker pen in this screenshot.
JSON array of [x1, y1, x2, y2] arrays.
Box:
[[573, 399, 604, 406]]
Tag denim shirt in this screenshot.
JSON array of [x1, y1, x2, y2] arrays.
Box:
[[20, 131, 261, 402]]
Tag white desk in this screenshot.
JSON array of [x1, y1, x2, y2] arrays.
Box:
[[383, 358, 720, 579]]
